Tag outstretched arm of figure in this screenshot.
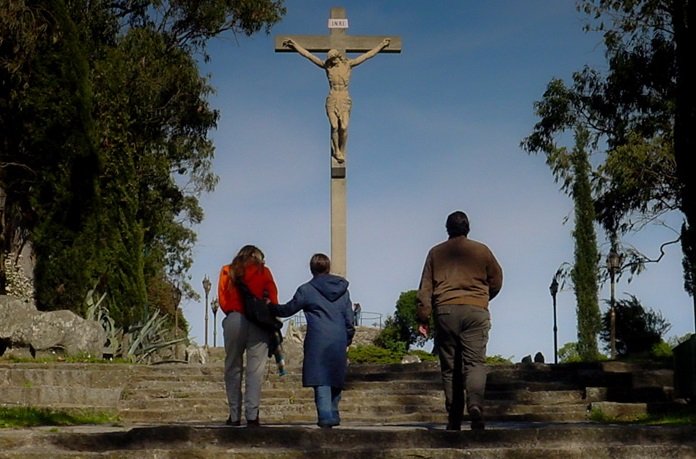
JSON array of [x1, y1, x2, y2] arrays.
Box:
[[350, 38, 390, 67], [283, 39, 325, 68]]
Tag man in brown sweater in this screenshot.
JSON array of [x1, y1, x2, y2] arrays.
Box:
[[417, 211, 503, 431]]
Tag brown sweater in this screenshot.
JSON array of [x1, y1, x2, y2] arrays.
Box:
[[416, 235, 503, 323]]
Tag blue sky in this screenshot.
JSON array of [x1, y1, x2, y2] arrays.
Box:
[[181, 1, 694, 360]]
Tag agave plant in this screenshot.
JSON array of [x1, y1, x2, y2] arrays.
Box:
[[124, 309, 187, 363], [85, 286, 121, 357], [84, 286, 186, 363]]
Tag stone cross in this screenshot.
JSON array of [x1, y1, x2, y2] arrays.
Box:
[[275, 7, 401, 277]]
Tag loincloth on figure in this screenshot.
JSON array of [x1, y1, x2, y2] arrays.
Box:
[[325, 91, 352, 119]]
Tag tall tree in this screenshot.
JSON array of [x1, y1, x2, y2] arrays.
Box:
[[1, 0, 286, 329], [578, 0, 695, 306], [523, 0, 695, 329], [1, 0, 101, 312], [570, 127, 602, 360], [1, 1, 61, 292]]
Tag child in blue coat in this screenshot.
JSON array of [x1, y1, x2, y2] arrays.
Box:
[[273, 253, 355, 428]]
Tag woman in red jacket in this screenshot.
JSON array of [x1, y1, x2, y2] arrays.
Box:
[[218, 245, 278, 427]]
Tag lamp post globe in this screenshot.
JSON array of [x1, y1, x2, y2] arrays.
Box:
[[202, 275, 212, 348], [549, 276, 559, 364], [211, 298, 219, 348]]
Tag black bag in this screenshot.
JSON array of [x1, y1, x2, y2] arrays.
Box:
[[236, 280, 281, 332]]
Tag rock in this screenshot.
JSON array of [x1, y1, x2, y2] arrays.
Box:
[[185, 345, 208, 364], [401, 354, 421, 364], [0, 295, 106, 358], [534, 352, 545, 363], [521, 355, 532, 364]]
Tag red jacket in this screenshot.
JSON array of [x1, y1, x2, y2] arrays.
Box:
[[217, 263, 279, 315]]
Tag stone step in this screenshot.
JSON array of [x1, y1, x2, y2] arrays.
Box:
[[119, 374, 582, 392], [119, 388, 585, 409], [116, 398, 591, 424], [117, 407, 591, 424], [3, 423, 693, 459], [0, 386, 123, 406], [0, 361, 674, 427]]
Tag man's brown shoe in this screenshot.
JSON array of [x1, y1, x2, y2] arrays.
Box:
[[468, 406, 485, 431]]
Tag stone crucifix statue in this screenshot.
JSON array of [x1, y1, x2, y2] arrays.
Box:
[[275, 7, 401, 166], [282, 37, 391, 164]]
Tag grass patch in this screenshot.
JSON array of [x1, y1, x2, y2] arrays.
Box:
[[590, 404, 696, 426], [348, 345, 438, 364], [348, 345, 403, 364], [348, 345, 513, 365], [486, 354, 514, 365], [637, 405, 696, 426], [1, 355, 131, 364], [0, 406, 120, 428]]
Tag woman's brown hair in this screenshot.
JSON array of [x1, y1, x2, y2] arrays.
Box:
[[229, 245, 265, 286]]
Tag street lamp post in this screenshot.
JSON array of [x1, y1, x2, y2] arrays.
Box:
[[607, 249, 622, 360], [174, 304, 178, 338], [211, 298, 219, 348], [202, 275, 211, 349], [549, 276, 559, 364]]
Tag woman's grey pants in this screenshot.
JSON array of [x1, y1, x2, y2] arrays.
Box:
[[222, 311, 270, 423], [434, 304, 491, 424]]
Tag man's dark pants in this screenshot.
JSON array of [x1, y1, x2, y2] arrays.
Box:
[[434, 304, 491, 427]]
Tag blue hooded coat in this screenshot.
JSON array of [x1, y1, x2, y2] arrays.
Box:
[[274, 274, 355, 388]]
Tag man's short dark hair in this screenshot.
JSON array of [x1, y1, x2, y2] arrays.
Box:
[[310, 253, 331, 276], [446, 211, 470, 238]]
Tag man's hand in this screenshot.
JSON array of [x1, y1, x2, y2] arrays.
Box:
[[418, 323, 429, 337], [283, 39, 296, 49]]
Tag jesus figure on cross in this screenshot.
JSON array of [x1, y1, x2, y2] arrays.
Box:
[[282, 38, 391, 164]]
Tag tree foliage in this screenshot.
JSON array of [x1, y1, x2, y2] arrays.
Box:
[[1, 0, 286, 328], [600, 294, 671, 356], [1, 1, 101, 313], [376, 290, 431, 352], [521, 0, 694, 296], [558, 342, 582, 363]]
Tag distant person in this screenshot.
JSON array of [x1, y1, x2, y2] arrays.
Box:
[[353, 303, 362, 326], [217, 245, 279, 427], [272, 253, 355, 428], [282, 38, 391, 164], [416, 211, 503, 431]]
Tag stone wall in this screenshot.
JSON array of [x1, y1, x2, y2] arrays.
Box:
[[280, 323, 380, 369]]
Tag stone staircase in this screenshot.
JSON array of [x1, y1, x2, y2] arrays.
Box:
[[2, 352, 694, 458], [0, 351, 676, 426]]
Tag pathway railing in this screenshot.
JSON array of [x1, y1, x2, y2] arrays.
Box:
[[284, 311, 383, 329]]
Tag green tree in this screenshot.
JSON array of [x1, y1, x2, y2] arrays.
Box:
[[580, 0, 695, 302], [1, 0, 286, 329], [558, 342, 582, 363], [376, 290, 431, 352], [0, 1, 102, 312], [600, 294, 671, 356], [570, 127, 602, 360], [0, 1, 55, 292], [522, 0, 695, 326]]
